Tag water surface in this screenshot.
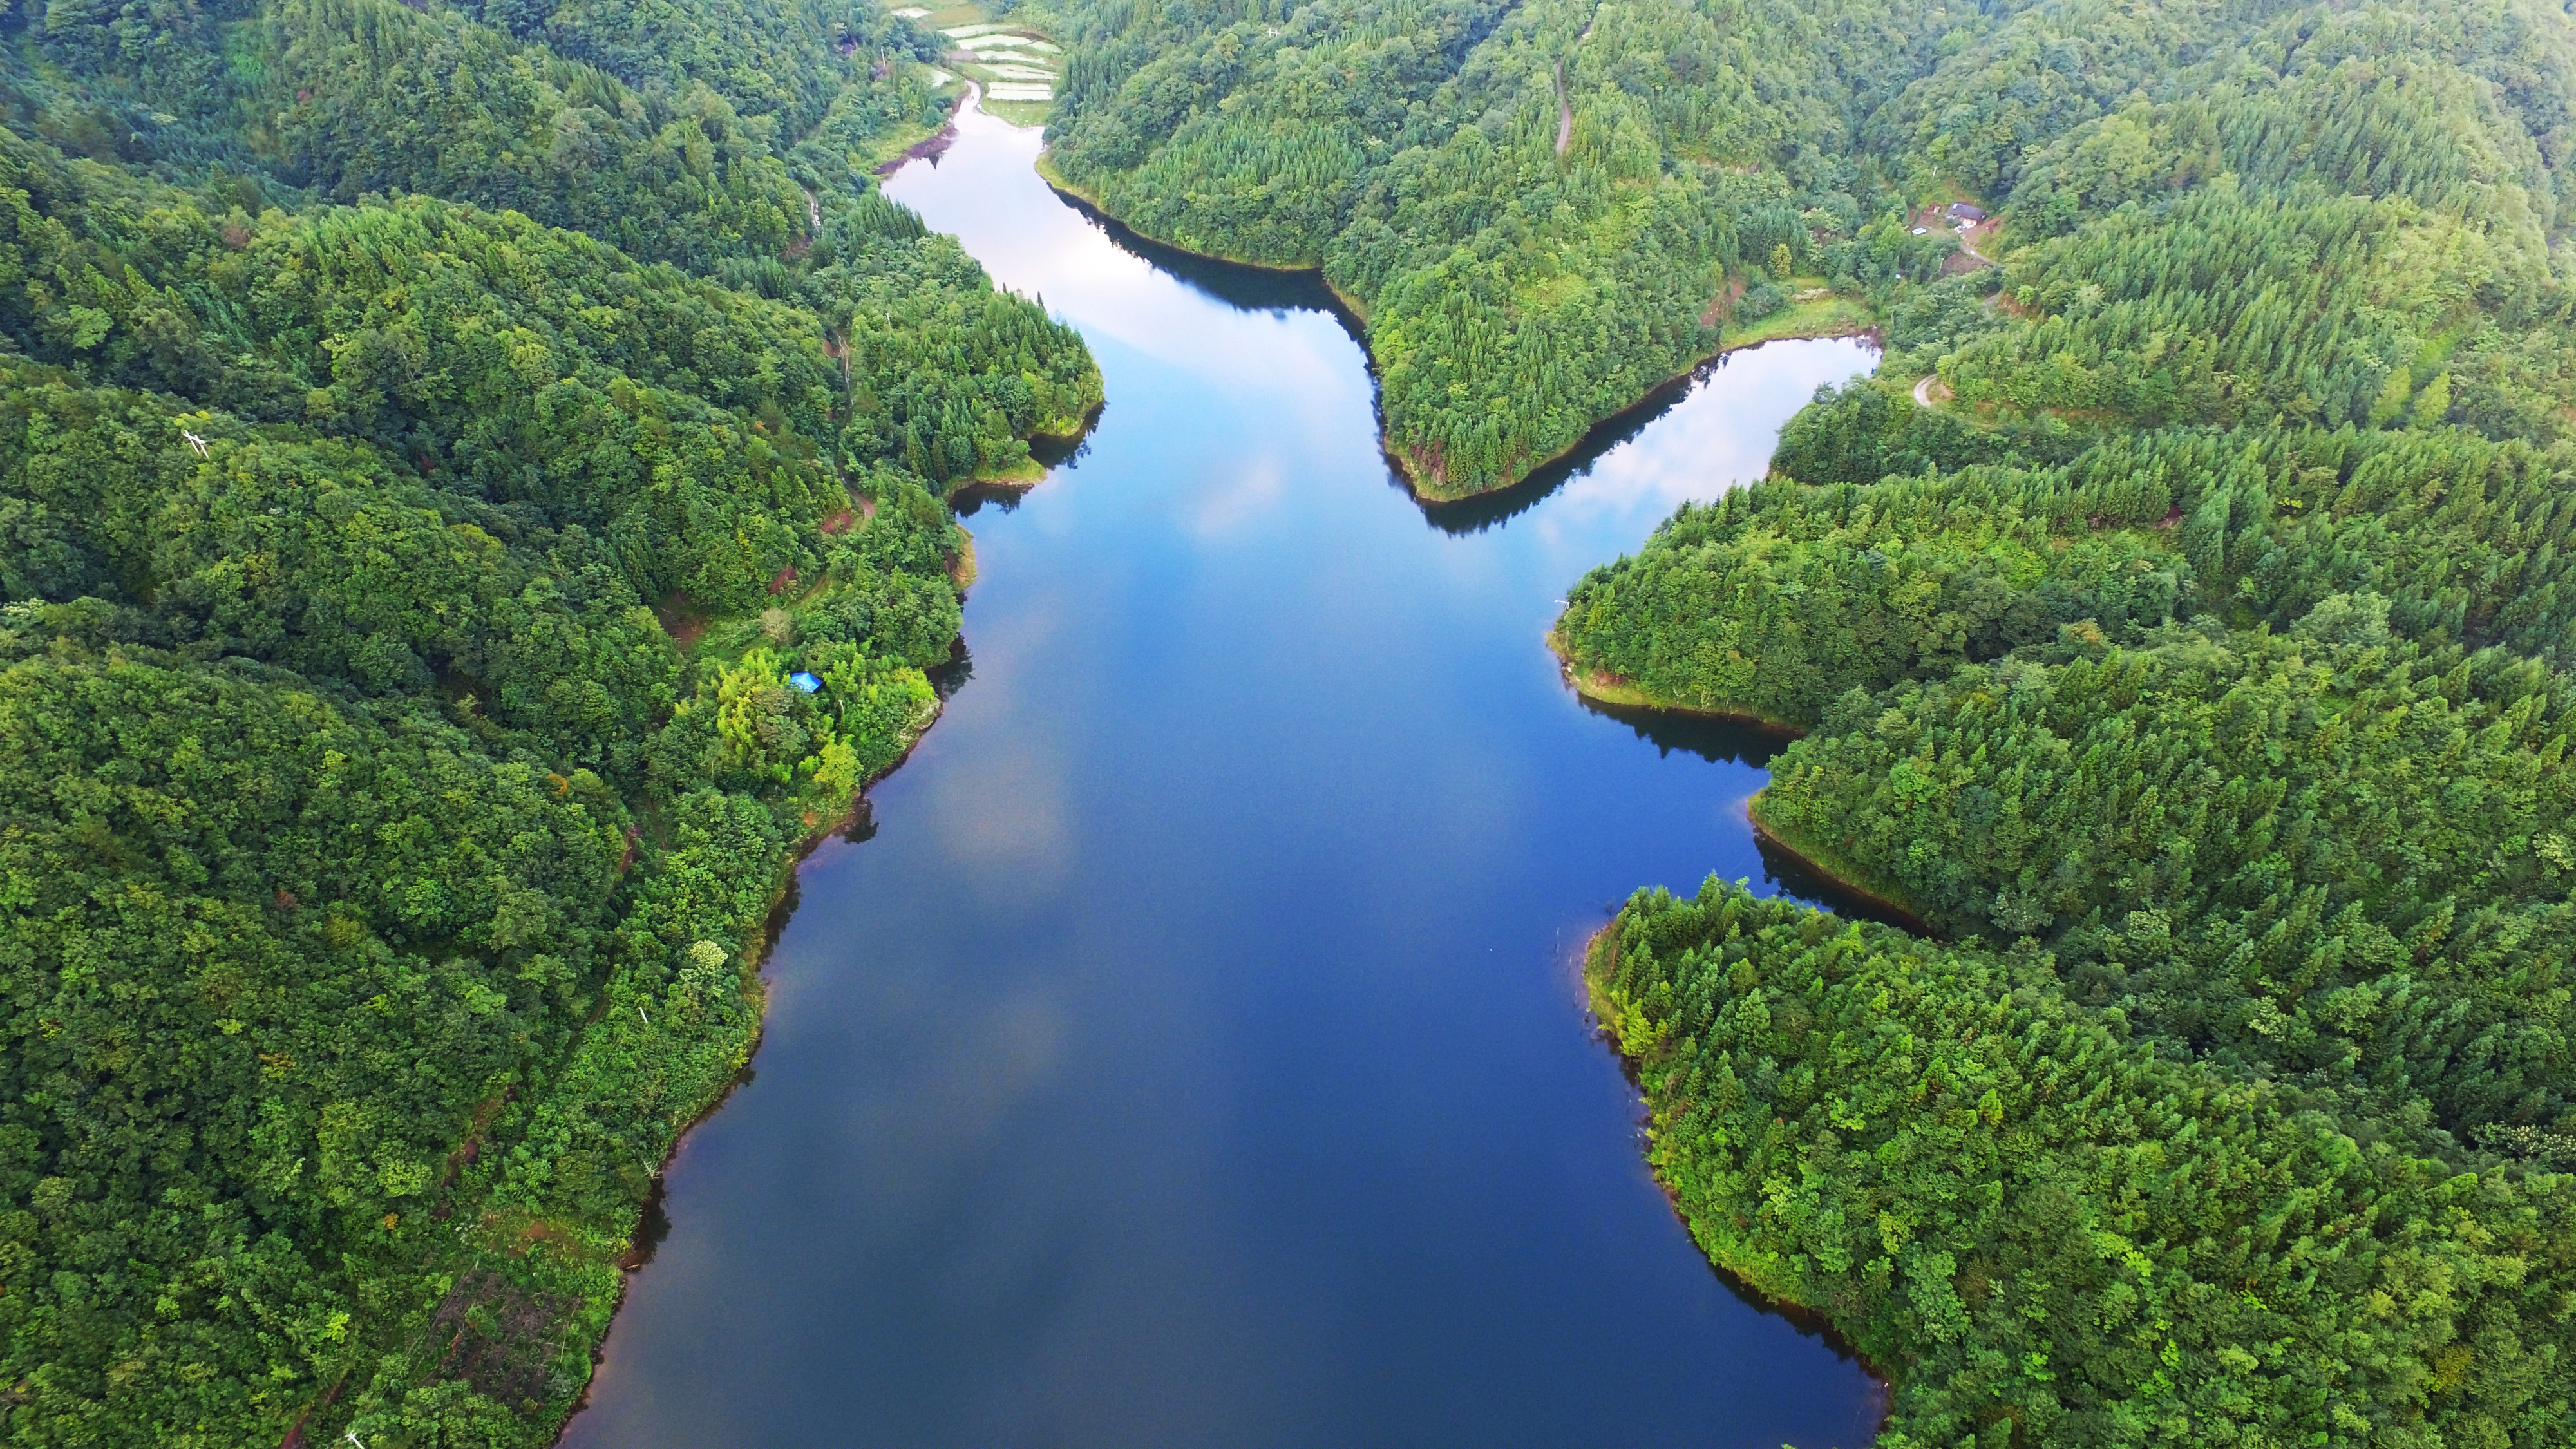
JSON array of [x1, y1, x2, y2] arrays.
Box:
[[565, 99, 1882, 1449]]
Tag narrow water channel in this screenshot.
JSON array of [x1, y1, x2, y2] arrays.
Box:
[[562, 98, 1884, 1449]]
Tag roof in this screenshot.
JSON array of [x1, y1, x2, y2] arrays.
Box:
[[1947, 202, 1987, 221]]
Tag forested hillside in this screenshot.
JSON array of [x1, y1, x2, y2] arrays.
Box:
[[1046, 0, 2576, 497], [0, 0, 1097, 1443], [1554, 0, 2576, 1443], [1041, 0, 1966, 495]]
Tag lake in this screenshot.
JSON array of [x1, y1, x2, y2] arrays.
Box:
[[560, 95, 1884, 1449]]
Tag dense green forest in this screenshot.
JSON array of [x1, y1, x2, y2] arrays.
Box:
[[1045, 0, 2576, 494], [1592, 883, 2575, 1448], [1545, 0, 2576, 1441], [1041, 0, 1961, 495], [0, 0, 1098, 1441]]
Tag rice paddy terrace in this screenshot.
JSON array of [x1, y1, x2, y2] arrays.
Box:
[[892, 5, 1063, 116]]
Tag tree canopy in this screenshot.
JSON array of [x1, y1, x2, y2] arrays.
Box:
[[1046, 0, 2000, 494], [1549, 0, 2576, 1440], [0, 0, 1098, 1442], [1048, 0, 2576, 499]]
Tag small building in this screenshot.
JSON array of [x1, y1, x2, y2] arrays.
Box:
[[1947, 202, 1987, 222], [789, 672, 823, 693]]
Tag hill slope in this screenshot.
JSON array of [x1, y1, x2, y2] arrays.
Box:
[[0, 0, 1097, 1443], [1553, 0, 2576, 1441]]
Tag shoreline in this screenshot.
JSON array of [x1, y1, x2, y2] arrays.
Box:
[[566, 109, 1117, 1437], [554, 327, 1095, 1449], [1034, 156, 1373, 326], [1580, 923, 1899, 1432], [1034, 155, 1887, 509], [1543, 629, 1804, 735], [552, 710, 942, 1443], [871, 104, 963, 176], [559, 119, 1117, 1441], [1033, 162, 1358, 296], [1743, 802, 1935, 938], [1399, 316, 1878, 506], [945, 399, 1103, 509], [1544, 632, 1935, 936]]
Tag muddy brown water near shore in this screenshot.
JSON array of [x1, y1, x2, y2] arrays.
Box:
[[562, 98, 1888, 1449]]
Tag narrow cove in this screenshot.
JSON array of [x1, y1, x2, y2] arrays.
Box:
[[562, 97, 1888, 1448]]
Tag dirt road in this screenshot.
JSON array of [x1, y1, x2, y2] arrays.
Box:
[[1555, 61, 1571, 156]]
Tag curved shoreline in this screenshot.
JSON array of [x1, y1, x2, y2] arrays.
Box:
[[1399, 317, 1877, 505], [1031, 161, 1348, 292], [1544, 629, 1806, 735], [1035, 158, 1374, 328], [1032, 155, 1874, 506], [553, 413, 1095, 1449], [1580, 923, 1898, 1434], [1742, 805, 1935, 938], [1544, 632, 1935, 936]]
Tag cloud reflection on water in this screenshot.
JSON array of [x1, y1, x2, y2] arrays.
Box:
[[1522, 339, 1876, 570], [566, 93, 1891, 1449]]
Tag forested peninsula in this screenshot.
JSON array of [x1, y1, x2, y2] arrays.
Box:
[[0, 0, 1097, 1440], [1040, 0, 1944, 497]]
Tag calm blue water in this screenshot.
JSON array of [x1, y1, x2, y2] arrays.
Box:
[[562, 99, 1882, 1449]]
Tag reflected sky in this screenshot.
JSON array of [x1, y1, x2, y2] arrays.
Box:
[[562, 97, 1880, 1449]]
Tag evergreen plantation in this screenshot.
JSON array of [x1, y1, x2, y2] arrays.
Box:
[[1537, 0, 2576, 1442], [0, 0, 1098, 1442]]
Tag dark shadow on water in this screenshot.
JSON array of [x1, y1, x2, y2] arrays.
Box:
[[619, 1178, 674, 1271], [1416, 356, 1726, 535], [1703, 1258, 1889, 1438], [1575, 692, 1793, 768], [953, 410, 1099, 519], [1585, 985, 1891, 1445], [926, 638, 974, 699], [1045, 185, 1367, 345], [840, 797, 880, 846], [950, 482, 1030, 516], [1565, 690, 1926, 938], [1029, 422, 1094, 471], [1756, 831, 1929, 937]]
